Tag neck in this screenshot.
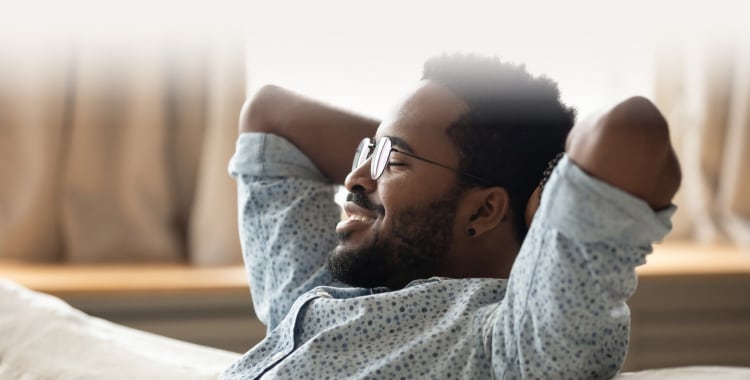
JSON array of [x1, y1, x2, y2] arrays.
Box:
[[436, 230, 520, 280]]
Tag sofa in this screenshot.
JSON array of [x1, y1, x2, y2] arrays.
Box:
[[2, 278, 749, 379]]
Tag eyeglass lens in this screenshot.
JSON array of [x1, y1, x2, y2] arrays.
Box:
[[372, 138, 391, 180], [351, 137, 394, 180], [352, 138, 370, 171]]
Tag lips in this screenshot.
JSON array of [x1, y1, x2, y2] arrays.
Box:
[[347, 214, 375, 223], [336, 202, 379, 237], [342, 203, 378, 222]]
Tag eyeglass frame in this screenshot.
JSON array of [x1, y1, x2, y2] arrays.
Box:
[[351, 137, 490, 185]]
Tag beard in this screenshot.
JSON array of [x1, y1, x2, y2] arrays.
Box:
[[327, 192, 459, 290]]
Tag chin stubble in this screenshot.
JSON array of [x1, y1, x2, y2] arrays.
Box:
[[327, 195, 458, 289]]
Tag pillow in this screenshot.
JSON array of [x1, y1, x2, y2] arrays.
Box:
[[0, 278, 240, 380], [616, 366, 750, 379]]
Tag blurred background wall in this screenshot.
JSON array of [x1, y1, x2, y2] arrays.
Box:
[[0, 2, 246, 265], [1, 0, 748, 265], [1, 0, 748, 264]]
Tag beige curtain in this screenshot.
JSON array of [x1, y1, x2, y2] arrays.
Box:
[[0, 38, 243, 265], [655, 40, 750, 247]]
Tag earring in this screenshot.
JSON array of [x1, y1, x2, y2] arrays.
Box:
[[467, 227, 476, 237]]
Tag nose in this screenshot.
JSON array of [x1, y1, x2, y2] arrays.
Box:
[[344, 158, 376, 194]]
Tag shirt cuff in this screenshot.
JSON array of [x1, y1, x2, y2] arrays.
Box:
[[539, 155, 676, 245], [228, 133, 329, 182]]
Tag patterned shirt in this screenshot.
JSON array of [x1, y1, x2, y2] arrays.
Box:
[[222, 133, 675, 379]]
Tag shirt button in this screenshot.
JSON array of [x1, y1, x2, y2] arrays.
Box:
[[315, 290, 330, 298], [271, 351, 286, 361]]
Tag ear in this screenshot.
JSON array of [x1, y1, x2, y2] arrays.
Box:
[[461, 186, 511, 237]]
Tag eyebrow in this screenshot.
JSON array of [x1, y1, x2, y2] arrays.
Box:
[[385, 136, 416, 154]]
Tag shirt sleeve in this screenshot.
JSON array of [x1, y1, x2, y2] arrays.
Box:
[[487, 156, 676, 379], [228, 133, 344, 331]]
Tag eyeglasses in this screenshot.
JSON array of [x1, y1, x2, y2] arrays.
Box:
[[351, 137, 489, 184]]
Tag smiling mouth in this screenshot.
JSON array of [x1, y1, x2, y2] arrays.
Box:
[[348, 214, 375, 223], [343, 201, 379, 221], [337, 203, 379, 238]]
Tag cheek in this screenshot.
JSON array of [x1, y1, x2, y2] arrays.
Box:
[[376, 176, 427, 213], [376, 175, 408, 202], [377, 176, 460, 231], [449, 204, 471, 238], [377, 171, 454, 203], [375, 182, 404, 227]]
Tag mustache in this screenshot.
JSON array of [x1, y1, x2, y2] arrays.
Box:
[[346, 191, 385, 216]]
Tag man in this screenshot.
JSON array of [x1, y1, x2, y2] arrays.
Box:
[[223, 54, 681, 379]]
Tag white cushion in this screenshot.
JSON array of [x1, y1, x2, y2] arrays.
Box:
[[616, 366, 750, 379], [0, 278, 240, 380]]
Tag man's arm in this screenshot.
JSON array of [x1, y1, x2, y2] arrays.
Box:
[[490, 97, 681, 378], [240, 85, 380, 184], [229, 86, 379, 329], [565, 96, 681, 209]]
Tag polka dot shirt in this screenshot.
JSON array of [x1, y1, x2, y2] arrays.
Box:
[[223, 133, 675, 379]]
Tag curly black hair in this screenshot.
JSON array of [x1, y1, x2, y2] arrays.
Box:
[[422, 54, 575, 242]]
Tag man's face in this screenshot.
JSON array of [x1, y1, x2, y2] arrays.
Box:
[[328, 81, 469, 289]]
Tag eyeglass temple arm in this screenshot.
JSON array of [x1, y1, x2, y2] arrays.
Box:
[[391, 148, 489, 185]]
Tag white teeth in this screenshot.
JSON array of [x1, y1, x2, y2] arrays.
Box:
[[350, 215, 374, 222]]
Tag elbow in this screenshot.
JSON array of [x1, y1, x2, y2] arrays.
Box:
[[608, 96, 682, 208], [239, 84, 286, 135], [566, 96, 682, 209]]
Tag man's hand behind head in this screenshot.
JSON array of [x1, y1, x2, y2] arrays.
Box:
[[566, 96, 681, 210]]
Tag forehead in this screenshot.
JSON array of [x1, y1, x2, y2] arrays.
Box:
[[375, 80, 468, 159]]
